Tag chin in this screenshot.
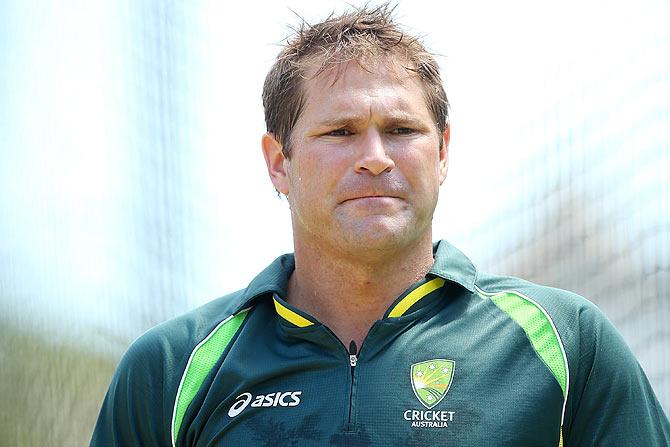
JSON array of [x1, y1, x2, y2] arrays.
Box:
[[338, 218, 423, 252]]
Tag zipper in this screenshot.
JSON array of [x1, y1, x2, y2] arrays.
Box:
[[349, 340, 358, 369], [347, 340, 358, 430], [321, 325, 376, 432]]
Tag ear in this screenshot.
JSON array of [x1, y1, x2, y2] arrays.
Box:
[[262, 133, 290, 195], [438, 123, 450, 184]]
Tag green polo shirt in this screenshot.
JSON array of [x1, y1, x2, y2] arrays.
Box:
[[91, 241, 670, 446]]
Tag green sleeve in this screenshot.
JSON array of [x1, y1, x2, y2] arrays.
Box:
[[90, 333, 172, 446], [565, 305, 670, 445]]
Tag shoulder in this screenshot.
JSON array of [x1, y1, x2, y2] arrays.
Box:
[[474, 270, 670, 442], [102, 251, 294, 412], [123, 288, 249, 381], [474, 271, 605, 341], [472, 270, 623, 369], [472, 272, 612, 391], [91, 289, 254, 445], [108, 288, 251, 411]]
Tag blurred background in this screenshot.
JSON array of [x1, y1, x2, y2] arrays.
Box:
[[0, 0, 668, 444]]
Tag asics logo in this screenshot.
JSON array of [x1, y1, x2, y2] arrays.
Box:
[[228, 391, 302, 417]]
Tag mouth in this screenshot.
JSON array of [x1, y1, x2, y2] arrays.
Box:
[[340, 195, 401, 204]]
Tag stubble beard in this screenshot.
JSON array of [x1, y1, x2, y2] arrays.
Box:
[[318, 206, 435, 263]]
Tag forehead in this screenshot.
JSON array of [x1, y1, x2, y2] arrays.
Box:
[[298, 58, 432, 123]]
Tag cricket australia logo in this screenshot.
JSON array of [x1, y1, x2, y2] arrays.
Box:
[[403, 359, 456, 428], [411, 359, 455, 408]]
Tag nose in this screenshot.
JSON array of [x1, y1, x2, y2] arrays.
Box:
[[354, 128, 396, 175]]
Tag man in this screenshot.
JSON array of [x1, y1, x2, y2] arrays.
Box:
[[92, 4, 670, 446]]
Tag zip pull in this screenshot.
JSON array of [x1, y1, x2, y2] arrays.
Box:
[[349, 340, 358, 367]]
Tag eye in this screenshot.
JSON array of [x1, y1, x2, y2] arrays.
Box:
[[390, 127, 415, 135], [325, 128, 353, 137]]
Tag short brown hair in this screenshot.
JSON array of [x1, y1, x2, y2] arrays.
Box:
[[262, 3, 449, 157]]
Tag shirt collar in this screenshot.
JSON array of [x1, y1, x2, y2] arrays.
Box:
[[232, 253, 294, 314], [232, 239, 477, 315], [428, 240, 477, 293]]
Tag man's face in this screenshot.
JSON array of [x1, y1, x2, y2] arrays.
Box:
[[264, 59, 449, 257]]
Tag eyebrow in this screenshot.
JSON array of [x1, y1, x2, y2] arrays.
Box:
[[316, 116, 364, 128], [316, 111, 425, 128]]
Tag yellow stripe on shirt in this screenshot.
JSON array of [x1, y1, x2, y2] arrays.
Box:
[[388, 277, 446, 318], [273, 297, 314, 327]]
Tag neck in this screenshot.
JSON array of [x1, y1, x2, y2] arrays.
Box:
[[287, 234, 435, 349]]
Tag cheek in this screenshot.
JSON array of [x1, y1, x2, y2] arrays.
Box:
[[290, 156, 319, 194], [286, 156, 330, 211], [396, 152, 440, 187], [294, 149, 349, 188]]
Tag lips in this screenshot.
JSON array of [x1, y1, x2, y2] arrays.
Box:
[[337, 178, 406, 204], [340, 194, 401, 204]]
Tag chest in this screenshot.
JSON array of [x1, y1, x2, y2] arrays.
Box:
[[178, 315, 564, 446]]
